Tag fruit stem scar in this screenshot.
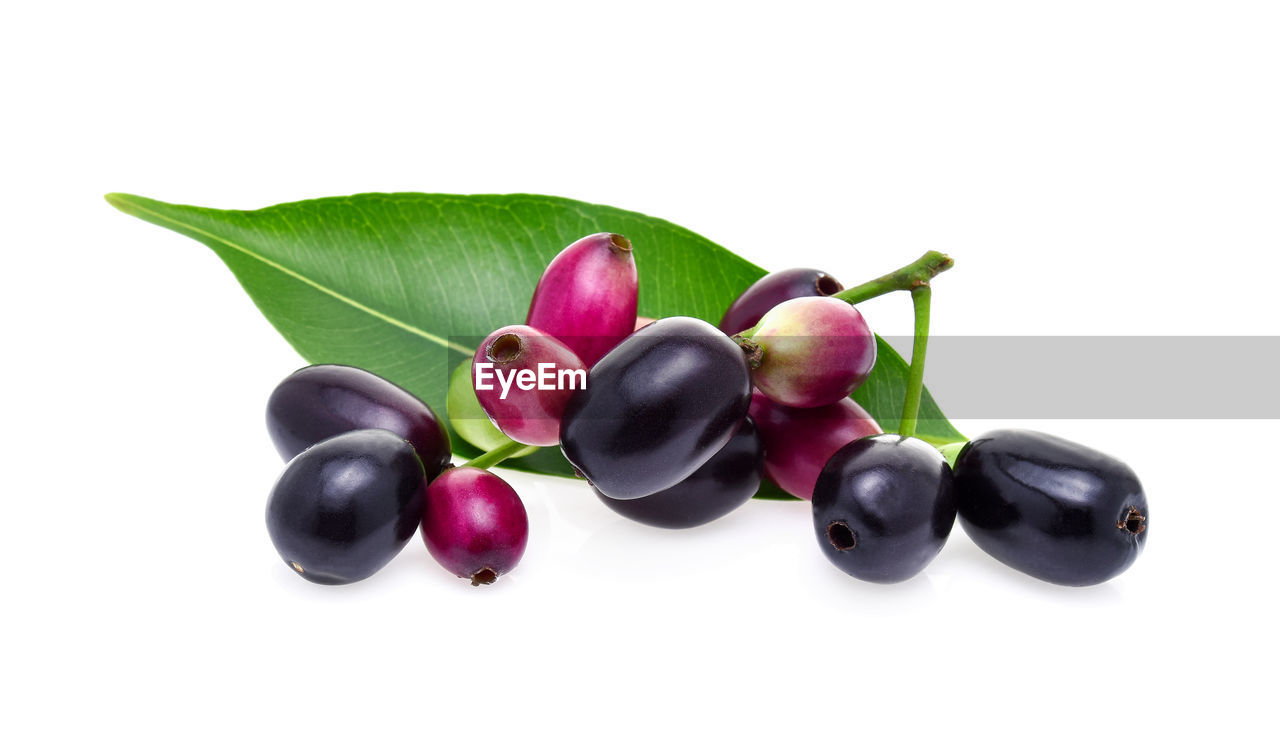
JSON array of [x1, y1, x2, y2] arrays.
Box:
[[732, 335, 763, 368], [827, 521, 858, 551], [815, 274, 843, 296], [608, 234, 633, 254], [471, 567, 498, 586], [1118, 507, 1146, 535], [487, 333, 524, 363], [290, 561, 305, 573]]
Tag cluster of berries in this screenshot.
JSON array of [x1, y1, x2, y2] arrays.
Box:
[[263, 232, 1149, 588]]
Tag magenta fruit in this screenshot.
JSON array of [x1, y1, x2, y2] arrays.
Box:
[[472, 325, 585, 446], [743, 297, 876, 408], [749, 390, 882, 499], [720, 267, 844, 335], [525, 232, 638, 367], [421, 467, 529, 585], [266, 364, 451, 480]]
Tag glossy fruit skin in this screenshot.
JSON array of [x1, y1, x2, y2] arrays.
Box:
[[266, 429, 427, 585], [421, 467, 528, 585], [266, 364, 452, 480], [748, 297, 877, 408], [526, 232, 638, 367], [812, 435, 956, 584], [953, 430, 1149, 586], [719, 267, 844, 335], [472, 325, 586, 446], [559, 316, 752, 500], [750, 391, 882, 499], [446, 358, 538, 458], [596, 417, 763, 528]]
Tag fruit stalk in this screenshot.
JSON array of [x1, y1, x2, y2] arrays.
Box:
[[463, 439, 531, 469], [831, 250, 953, 307], [898, 284, 931, 438]]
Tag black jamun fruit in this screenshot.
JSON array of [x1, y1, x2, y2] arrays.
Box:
[[953, 429, 1149, 586], [719, 267, 844, 335], [812, 434, 956, 584], [559, 316, 752, 500], [595, 417, 763, 528], [266, 429, 427, 585], [266, 364, 451, 480]]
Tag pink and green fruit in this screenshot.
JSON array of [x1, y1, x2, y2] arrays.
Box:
[[747, 297, 876, 408]]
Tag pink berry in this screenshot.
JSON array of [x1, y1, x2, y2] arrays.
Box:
[[526, 233, 638, 366], [749, 390, 882, 499], [421, 467, 529, 586], [472, 325, 586, 447]]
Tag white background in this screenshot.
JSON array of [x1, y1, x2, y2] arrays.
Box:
[[3, 2, 1277, 752]]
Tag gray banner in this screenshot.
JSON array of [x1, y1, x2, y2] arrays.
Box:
[[451, 335, 1280, 419], [881, 336, 1280, 419]]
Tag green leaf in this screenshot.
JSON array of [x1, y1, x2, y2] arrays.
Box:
[[105, 191, 963, 489]]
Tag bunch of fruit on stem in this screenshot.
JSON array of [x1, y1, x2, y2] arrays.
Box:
[[264, 233, 1149, 588]]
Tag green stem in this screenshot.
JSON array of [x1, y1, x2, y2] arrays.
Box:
[[898, 285, 932, 438], [462, 439, 531, 469], [833, 251, 953, 306]]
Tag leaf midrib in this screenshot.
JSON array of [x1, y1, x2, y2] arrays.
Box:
[[107, 193, 472, 356]]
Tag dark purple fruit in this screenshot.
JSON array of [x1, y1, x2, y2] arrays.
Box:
[[266, 364, 451, 480], [812, 435, 956, 584], [421, 466, 529, 585], [526, 232, 638, 367], [559, 317, 752, 500], [266, 429, 427, 585], [953, 429, 1149, 586], [720, 267, 844, 335], [472, 325, 586, 446], [745, 297, 876, 408], [595, 417, 763, 528], [749, 390, 881, 499]]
